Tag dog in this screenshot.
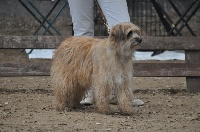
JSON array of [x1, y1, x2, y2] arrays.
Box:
[[50, 22, 142, 114]]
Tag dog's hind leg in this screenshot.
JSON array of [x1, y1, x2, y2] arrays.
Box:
[[73, 85, 87, 109], [55, 88, 67, 111], [55, 87, 75, 111], [54, 78, 76, 111]]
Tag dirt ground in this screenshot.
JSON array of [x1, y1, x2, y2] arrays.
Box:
[[0, 50, 200, 132]]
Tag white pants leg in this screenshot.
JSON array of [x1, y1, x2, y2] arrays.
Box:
[[97, 0, 130, 29], [68, 0, 94, 36]]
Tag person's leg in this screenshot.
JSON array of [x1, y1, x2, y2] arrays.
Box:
[[68, 0, 94, 105], [97, 0, 130, 29], [68, 0, 94, 36]]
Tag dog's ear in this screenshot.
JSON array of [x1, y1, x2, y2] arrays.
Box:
[[110, 25, 126, 42]]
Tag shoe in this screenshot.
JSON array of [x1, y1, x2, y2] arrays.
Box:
[[80, 89, 94, 105], [132, 99, 144, 106], [109, 95, 144, 106], [80, 97, 94, 105]]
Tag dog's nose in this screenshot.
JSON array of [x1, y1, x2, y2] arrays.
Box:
[[135, 37, 142, 43]]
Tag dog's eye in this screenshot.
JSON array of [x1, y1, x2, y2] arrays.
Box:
[[127, 31, 133, 39]]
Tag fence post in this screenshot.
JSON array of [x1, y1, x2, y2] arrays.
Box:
[[185, 51, 200, 92]]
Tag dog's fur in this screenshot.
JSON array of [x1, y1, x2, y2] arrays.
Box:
[[51, 22, 142, 114]]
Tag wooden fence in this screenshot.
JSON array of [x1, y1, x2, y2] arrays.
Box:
[[0, 35, 200, 92]]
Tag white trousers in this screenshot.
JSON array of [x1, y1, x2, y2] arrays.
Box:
[[68, 0, 130, 36]]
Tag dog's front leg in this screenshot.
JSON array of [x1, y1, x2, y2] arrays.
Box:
[[117, 83, 133, 115], [94, 84, 111, 114]]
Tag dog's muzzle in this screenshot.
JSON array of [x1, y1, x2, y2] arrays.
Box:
[[135, 37, 142, 44], [130, 37, 142, 48]]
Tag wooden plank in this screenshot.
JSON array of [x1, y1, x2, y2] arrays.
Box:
[[185, 51, 200, 92], [133, 62, 200, 77], [186, 77, 200, 93], [138, 37, 200, 50], [1, 62, 200, 77], [0, 62, 51, 77], [2, 36, 64, 49], [0, 35, 200, 50]]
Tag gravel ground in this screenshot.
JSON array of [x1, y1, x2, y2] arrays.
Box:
[[0, 49, 200, 132]]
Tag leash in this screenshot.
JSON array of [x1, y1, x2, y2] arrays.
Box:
[[95, 0, 110, 34]]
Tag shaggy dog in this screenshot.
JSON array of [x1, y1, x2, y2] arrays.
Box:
[[51, 22, 142, 114]]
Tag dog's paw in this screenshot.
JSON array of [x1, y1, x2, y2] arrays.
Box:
[[120, 111, 133, 116], [119, 108, 133, 116], [63, 107, 73, 112], [55, 104, 65, 111], [97, 108, 113, 115]]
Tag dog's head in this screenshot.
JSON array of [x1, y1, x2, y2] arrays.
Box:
[[109, 22, 142, 56]]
